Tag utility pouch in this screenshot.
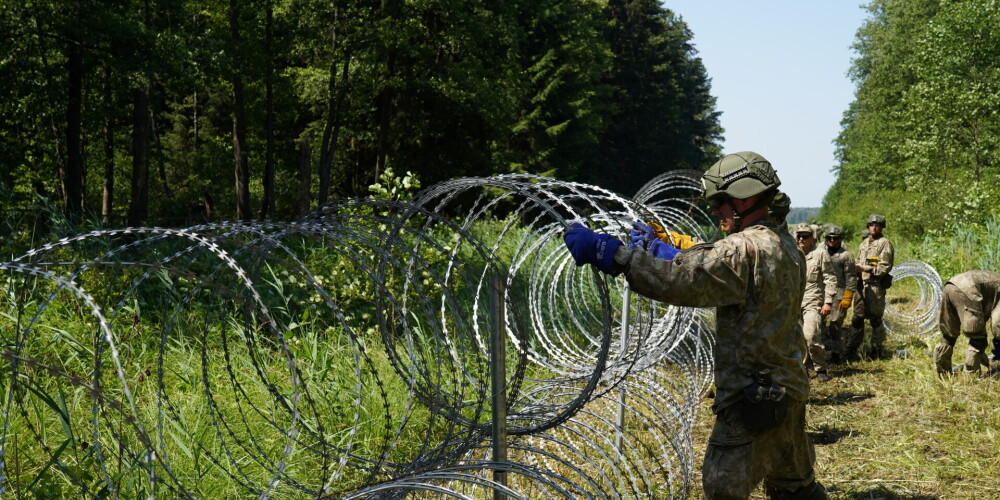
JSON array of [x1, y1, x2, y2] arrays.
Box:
[[880, 273, 893, 289], [740, 371, 789, 432]]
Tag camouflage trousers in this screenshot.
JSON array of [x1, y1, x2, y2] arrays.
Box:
[[703, 398, 826, 499], [848, 282, 887, 355], [801, 308, 829, 372]]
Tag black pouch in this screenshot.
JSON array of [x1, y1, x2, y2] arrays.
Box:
[[740, 371, 789, 432], [881, 273, 893, 289]]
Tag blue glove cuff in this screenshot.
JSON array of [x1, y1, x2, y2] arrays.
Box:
[[596, 237, 623, 274]]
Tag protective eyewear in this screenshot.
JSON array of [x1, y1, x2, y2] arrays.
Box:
[[795, 234, 812, 240], [825, 236, 841, 241]]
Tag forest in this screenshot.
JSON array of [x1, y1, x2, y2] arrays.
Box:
[[1, 0, 722, 232]]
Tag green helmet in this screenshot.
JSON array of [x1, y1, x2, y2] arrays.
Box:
[[824, 224, 845, 239], [866, 213, 886, 228], [702, 151, 781, 201]]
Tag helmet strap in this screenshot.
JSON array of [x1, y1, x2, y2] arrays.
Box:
[[729, 195, 771, 233]]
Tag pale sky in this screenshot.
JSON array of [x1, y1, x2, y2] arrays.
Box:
[[665, 1, 870, 208]]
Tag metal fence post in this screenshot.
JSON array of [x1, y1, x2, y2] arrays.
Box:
[[491, 273, 508, 499], [616, 283, 630, 458]]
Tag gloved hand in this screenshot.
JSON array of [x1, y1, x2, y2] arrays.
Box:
[[838, 290, 854, 312], [648, 238, 680, 261], [564, 223, 623, 274], [666, 229, 698, 249], [629, 221, 657, 249]]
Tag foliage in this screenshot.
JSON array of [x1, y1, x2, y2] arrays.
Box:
[[1, 0, 723, 224], [908, 214, 1000, 279], [829, 0, 1000, 236]]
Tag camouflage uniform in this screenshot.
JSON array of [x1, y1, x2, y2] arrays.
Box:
[[933, 270, 1000, 374], [821, 226, 858, 360], [795, 224, 837, 375], [849, 218, 894, 359], [612, 219, 821, 498]]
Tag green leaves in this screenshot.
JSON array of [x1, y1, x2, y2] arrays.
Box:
[[831, 0, 1000, 235]]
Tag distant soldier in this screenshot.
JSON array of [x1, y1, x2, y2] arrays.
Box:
[[795, 223, 837, 381], [933, 270, 1000, 375], [820, 224, 858, 363], [848, 214, 894, 361]]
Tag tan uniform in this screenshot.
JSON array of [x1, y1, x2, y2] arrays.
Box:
[[801, 246, 837, 372], [823, 245, 857, 355], [933, 270, 1000, 374], [613, 219, 820, 498], [849, 234, 894, 357]]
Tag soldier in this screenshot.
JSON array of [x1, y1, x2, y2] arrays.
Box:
[[848, 214, 894, 361], [820, 224, 858, 364], [564, 151, 827, 499], [794, 223, 837, 382], [933, 270, 1000, 375]]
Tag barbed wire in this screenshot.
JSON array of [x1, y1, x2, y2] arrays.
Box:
[[884, 260, 944, 340], [0, 174, 718, 498]]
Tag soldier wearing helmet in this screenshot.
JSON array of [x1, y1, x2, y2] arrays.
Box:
[[563, 151, 827, 499], [934, 270, 1000, 375], [820, 224, 858, 363], [795, 223, 837, 382], [847, 213, 895, 361]]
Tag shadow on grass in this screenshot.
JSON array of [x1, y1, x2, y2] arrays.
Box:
[[829, 366, 885, 379], [808, 391, 874, 406], [808, 424, 854, 445], [833, 486, 938, 500]]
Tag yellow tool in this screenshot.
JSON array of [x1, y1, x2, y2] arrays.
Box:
[[648, 221, 698, 249]]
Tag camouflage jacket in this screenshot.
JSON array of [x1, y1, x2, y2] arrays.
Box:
[[803, 245, 837, 310], [612, 219, 809, 412], [856, 235, 894, 285], [947, 270, 1000, 311], [827, 245, 858, 294]]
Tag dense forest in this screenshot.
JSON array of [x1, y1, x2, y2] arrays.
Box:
[[823, 0, 1000, 242], [0, 0, 723, 227]]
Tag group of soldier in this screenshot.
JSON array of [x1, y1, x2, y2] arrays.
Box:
[[794, 216, 1000, 380], [791, 214, 894, 383]]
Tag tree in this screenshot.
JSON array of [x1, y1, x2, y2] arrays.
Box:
[[596, 0, 722, 196]]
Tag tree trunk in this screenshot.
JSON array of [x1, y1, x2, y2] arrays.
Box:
[[63, 10, 84, 216], [260, 0, 275, 219], [230, 0, 251, 220], [297, 135, 311, 214], [102, 66, 114, 224], [128, 85, 150, 226], [318, 6, 340, 206]]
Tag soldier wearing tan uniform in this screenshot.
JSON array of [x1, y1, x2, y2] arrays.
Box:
[[933, 270, 1000, 375], [848, 214, 894, 361], [794, 223, 837, 382], [820, 224, 858, 363], [563, 151, 827, 499]]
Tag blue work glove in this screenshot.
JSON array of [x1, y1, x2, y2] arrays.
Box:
[[648, 238, 680, 261], [628, 221, 656, 249], [563, 223, 623, 274]]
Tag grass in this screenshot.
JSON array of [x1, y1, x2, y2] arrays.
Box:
[[685, 333, 1000, 499]]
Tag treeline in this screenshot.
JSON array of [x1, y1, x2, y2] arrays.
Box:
[[823, 0, 1000, 240], [0, 0, 723, 226]]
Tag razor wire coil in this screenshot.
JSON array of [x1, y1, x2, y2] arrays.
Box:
[[0, 174, 718, 498]]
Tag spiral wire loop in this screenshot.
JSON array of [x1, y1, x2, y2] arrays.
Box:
[[883, 260, 944, 340], [1, 174, 717, 498]]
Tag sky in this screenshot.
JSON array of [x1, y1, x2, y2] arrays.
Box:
[[664, 1, 871, 208]]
